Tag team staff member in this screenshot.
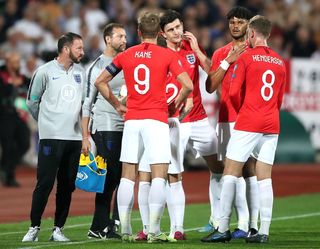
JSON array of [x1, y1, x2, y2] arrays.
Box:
[[95, 12, 193, 243], [22, 32, 85, 242], [203, 6, 259, 240], [207, 15, 286, 243], [82, 23, 127, 240]]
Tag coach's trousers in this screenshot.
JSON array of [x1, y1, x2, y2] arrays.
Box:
[[30, 139, 81, 228]]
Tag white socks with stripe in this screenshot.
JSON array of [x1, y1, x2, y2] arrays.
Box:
[[258, 178, 273, 235], [117, 178, 135, 235], [166, 181, 185, 235], [218, 175, 237, 233], [245, 176, 259, 230], [209, 173, 222, 229], [235, 177, 249, 232], [138, 181, 151, 234], [148, 177, 166, 235]]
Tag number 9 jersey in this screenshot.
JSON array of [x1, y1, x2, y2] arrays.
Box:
[[229, 46, 286, 134], [107, 42, 185, 124]]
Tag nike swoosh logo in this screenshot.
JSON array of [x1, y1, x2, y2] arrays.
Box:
[[52, 77, 60, 80]]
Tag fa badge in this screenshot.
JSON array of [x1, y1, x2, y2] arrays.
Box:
[[73, 74, 81, 84], [186, 54, 196, 64]]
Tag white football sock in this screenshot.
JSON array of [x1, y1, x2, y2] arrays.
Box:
[[209, 173, 222, 229], [166, 182, 175, 236], [258, 178, 273, 235], [138, 181, 151, 234], [245, 176, 259, 230], [149, 177, 166, 235], [117, 178, 135, 235], [218, 175, 237, 233], [235, 177, 249, 232], [167, 181, 185, 233]]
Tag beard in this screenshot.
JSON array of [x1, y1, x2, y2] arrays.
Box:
[[112, 43, 126, 53], [69, 51, 82, 64], [231, 32, 246, 41]]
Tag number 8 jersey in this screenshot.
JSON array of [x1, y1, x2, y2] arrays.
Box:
[[229, 46, 286, 134], [107, 42, 185, 123]]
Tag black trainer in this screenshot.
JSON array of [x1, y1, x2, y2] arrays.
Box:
[[106, 230, 121, 240], [246, 233, 269, 243], [201, 230, 231, 243], [247, 228, 258, 237], [88, 230, 105, 239]]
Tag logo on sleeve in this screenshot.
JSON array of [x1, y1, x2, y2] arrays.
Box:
[[73, 74, 82, 84], [186, 54, 196, 64]]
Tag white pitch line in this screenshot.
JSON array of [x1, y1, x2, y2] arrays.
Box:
[[9, 211, 320, 249], [0, 217, 143, 236]]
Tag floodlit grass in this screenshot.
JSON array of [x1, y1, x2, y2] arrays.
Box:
[[1, 193, 320, 249]]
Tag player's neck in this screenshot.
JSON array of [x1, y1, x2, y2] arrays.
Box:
[[232, 37, 246, 46], [166, 40, 181, 52], [253, 37, 268, 48], [141, 38, 157, 45]]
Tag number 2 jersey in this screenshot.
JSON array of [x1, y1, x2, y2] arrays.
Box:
[[107, 42, 185, 123], [230, 46, 286, 134]]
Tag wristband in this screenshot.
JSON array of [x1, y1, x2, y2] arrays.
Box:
[[220, 59, 230, 71]]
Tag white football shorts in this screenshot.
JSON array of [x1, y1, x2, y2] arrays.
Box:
[[180, 118, 218, 158], [138, 118, 184, 174], [120, 119, 171, 165], [226, 129, 279, 165]]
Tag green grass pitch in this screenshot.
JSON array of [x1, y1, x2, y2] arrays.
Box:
[[1, 193, 320, 249]]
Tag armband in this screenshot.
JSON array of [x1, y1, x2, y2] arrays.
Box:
[[220, 60, 230, 71], [105, 63, 121, 77]]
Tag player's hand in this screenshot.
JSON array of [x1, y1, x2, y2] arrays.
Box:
[[81, 138, 91, 155], [179, 97, 193, 121], [225, 43, 247, 64], [115, 104, 127, 119], [183, 31, 200, 52]]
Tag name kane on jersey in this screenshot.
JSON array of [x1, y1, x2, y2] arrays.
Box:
[[135, 51, 152, 58]]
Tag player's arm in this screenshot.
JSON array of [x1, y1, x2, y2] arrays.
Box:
[[179, 97, 193, 121], [277, 69, 287, 109], [95, 63, 126, 118], [184, 31, 211, 73], [229, 59, 246, 112], [26, 68, 46, 121], [175, 72, 193, 110], [206, 44, 247, 93], [81, 67, 100, 154]]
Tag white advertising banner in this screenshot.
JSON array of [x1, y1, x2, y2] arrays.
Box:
[[283, 58, 320, 149]]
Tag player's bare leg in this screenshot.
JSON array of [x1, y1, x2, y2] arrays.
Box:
[[243, 157, 259, 234]]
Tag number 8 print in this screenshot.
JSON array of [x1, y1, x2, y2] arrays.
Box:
[[261, 69, 275, 101], [134, 64, 150, 94]]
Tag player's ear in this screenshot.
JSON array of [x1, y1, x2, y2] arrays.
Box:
[[105, 36, 110, 44], [137, 29, 142, 37]]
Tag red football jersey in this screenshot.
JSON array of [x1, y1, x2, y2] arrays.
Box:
[[176, 40, 207, 122], [210, 42, 238, 123], [166, 71, 181, 118], [229, 46, 286, 134], [110, 43, 185, 123]]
